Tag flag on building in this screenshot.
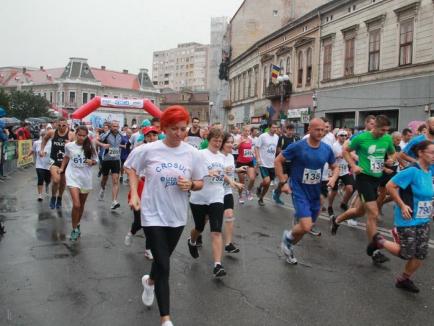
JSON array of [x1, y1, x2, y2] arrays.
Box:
[[271, 65, 281, 84]]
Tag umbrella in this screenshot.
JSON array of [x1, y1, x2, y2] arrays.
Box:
[[0, 117, 21, 127], [0, 106, 6, 117]]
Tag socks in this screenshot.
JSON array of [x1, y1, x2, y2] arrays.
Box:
[[397, 272, 411, 282], [287, 230, 294, 241], [214, 262, 221, 267]]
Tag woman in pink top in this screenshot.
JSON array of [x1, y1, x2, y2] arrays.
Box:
[[236, 125, 256, 203]]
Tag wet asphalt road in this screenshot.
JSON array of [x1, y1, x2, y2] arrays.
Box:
[[1, 167, 434, 326]]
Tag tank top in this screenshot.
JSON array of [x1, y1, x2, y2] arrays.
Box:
[[237, 137, 254, 163], [188, 128, 201, 137], [50, 130, 69, 164]]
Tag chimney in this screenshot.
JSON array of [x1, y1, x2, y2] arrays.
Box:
[[123, 69, 128, 74], [101, 65, 106, 70], [40, 66, 44, 71], [140, 68, 149, 74]]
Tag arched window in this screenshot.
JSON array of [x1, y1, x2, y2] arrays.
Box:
[[263, 65, 268, 95], [297, 51, 303, 87], [306, 48, 312, 86], [286, 56, 291, 75], [279, 59, 284, 75]]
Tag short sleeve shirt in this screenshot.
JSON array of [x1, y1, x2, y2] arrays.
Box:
[[255, 132, 279, 168]]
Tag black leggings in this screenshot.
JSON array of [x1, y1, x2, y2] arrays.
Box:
[[131, 210, 150, 249], [36, 168, 51, 186], [143, 226, 184, 317]]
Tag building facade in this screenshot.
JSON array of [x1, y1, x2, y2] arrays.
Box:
[[0, 57, 158, 126], [152, 43, 209, 91], [317, 0, 434, 130]]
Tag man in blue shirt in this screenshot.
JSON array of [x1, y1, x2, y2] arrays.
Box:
[[275, 118, 339, 264], [400, 117, 434, 165]]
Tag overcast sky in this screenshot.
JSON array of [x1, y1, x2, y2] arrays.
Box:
[[1, 0, 243, 73]]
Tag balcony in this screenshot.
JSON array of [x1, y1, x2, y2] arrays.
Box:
[[264, 79, 292, 100]]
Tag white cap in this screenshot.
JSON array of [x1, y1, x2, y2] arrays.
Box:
[[46, 123, 53, 129], [337, 129, 347, 136], [132, 124, 138, 129]]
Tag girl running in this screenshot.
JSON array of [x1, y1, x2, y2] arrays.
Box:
[[236, 125, 255, 203], [59, 126, 98, 241]]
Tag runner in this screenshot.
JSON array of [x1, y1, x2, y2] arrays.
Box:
[[124, 105, 204, 326], [400, 117, 434, 165], [120, 127, 132, 185], [236, 125, 255, 203], [124, 126, 160, 260], [399, 128, 413, 150], [96, 121, 123, 209], [327, 129, 355, 214], [276, 118, 338, 264], [330, 115, 397, 264], [368, 140, 434, 293], [221, 132, 245, 253], [188, 128, 240, 277], [185, 117, 202, 149], [273, 123, 300, 205], [58, 126, 98, 241], [231, 126, 241, 162], [255, 122, 279, 206], [40, 117, 75, 209]]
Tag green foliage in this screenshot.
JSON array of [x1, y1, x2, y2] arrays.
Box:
[[8, 90, 50, 119], [0, 88, 10, 111]]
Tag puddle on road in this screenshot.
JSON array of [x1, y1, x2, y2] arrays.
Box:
[[0, 196, 18, 213], [30, 243, 79, 260]]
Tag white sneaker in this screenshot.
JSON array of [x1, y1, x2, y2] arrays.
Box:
[[144, 249, 154, 260], [124, 232, 132, 246], [347, 219, 358, 226], [141, 275, 154, 306], [161, 321, 174, 326], [111, 201, 120, 210], [98, 189, 104, 201], [281, 230, 297, 265]]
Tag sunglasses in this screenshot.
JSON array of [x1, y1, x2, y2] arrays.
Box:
[[59, 124, 67, 127]]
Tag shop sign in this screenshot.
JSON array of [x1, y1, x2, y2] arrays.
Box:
[[287, 107, 309, 119]]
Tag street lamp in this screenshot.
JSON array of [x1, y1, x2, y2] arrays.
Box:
[[277, 74, 290, 123]]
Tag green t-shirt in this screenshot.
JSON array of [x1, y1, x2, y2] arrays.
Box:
[[349, 132, 395, 178], [199, 139, 208, 150]]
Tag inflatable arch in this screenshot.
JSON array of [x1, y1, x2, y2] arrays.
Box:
[[71, 96, 162, 120]]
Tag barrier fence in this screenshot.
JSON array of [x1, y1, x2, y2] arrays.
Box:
[[0, 140, 34, 177]]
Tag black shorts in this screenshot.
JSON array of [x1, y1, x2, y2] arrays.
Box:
[[223, 194, 234, 210], [236, 161, 254, 168], [190, 202, 224, 233], [36, 168, 51, 185], [259, 167, 275, 180], [397, 223, 430, 260], [379, 171, 397, 187], [356, 173, 381, 202], [101, 160, 121, 176], [320, 180, 329, 197], [332, 174, 355, 191], [283, 162, 292, 176]]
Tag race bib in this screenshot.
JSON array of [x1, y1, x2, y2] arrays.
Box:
[[415, 201, 432, 219], [243, 149, 254, 158], [71, 155, 86, 168], [211, 174, 224, 184], [302, 168, 321, 185], [108, 147, 120, 156], [369, 158, 384, 173], [339, 163, 349, 176]]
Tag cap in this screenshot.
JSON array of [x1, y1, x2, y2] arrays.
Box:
[[337, 129, 348, 136], [142, 126, 159, 135], [131, 124, 138, 129], [141, 119, 151, 127], [46, 123, 53, 129]]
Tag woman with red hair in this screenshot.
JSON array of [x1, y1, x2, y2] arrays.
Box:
[[124, 105, 205, 326]]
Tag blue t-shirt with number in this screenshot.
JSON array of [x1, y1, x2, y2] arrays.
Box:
[[392, 165, 433, 227], [282, 139, 335, 201]]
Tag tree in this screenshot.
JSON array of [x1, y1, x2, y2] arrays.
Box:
[[8, 90, 49, 119], [0, 88, 10, 111]]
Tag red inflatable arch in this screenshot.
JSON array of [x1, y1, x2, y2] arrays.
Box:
[[71, 96, 162, 120]]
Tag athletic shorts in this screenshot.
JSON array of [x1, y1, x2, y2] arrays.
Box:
[[190, 202, 224, 233], [283, 162, 292, 176], [223, 194, 234, 210], [332, 174, 355, 191], [355, 173, 381, 202], [236, 161, 254, 169], [259, 167, 275, 180], [36, 168, 51, 186], [291, 191, 320, 222], [379, 171, 397, 187], [101, 160, 121, 176], [320, 181, 329, 197], [397, 223, 430, 260]]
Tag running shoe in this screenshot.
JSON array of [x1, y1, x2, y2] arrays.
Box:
[[213, 264, 226, 278], [309, 226, 321, 237], [196, 234, 203, 248], [0, 221, 6, 234], [239, 195, 245, 204], [371, 250, 390, 264], [37, 194, 43, 202], [281, 230, 297, 264], [366, 233, 384, 256], [70, 228, 80, 241], [187, 238, 199, 258], [256, 186, 262, 198], [347, 219, 358, 226], [98, 189, 105, 201], [144, 249, 154, 260], [391, 227, 400, 244], [55, 197, 62, 209], [340, 203, 349, 211], [395, 278, 420, 293], [247, 191, 253, 201], [327, 206, 334, 216], [330, 215, 340, 235], [161, 321, 174, 326], [225, 243, 240, 253], [124, 232, 133, 246], [141, 275, 155, 306], [258, 198, 265, 206], [272, 190, 284, 205], [49, 196, 56, 209], [111, 201, 120, 210]]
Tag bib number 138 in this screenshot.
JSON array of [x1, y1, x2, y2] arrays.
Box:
[[302, 168, 321, 185]]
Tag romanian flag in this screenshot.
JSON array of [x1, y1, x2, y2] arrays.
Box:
[[271, 65, 281, 84]]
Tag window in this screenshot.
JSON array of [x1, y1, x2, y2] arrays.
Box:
[[399, 19, 413, 66], [248, 70, 252, 97], [69, 91, 75, 104], [61, 92, 64, 104], [49, 92, 53, 103], [306, 48, 312, 86], [263, 65, 268, 95], [90, 93, 95, 99], [238, 76, 241, 100], [369, 29, 381, 71], [254, 67, 259, 96], [344, 37, 355, 76], [323, 41, 332, 81], [297, 51, 303, 87], [286, 56, 291, 74], [273, 10, 278, 16], [279, 59, 284, 75], [82, 92, 88, 104]]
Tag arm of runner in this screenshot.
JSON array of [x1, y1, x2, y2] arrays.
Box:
[[125, 167, 141, 210], [275, 153, 291, 193], [386, 180, 413, 219], [343, 143, 361, 175], [327, 163, 339, 189], [223, 175, 243, 191], [58, 156, 69, 174], [399, 151, 417, 164], [95, 138, 110, 149], [40, 130, 53, 157]]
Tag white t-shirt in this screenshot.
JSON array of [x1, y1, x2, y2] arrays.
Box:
[[190, 149, 226, 205], [332, 142, 350, 176], [223, 153, 235, 196], [399, 140, 408, 151], [33, 139, 51, 170], [255, 133, 278, 168], [252, 136, 259, 147], [65, 142, 98, 190], [129, 131, 141, 147], [124, 140, 205, 227], [232, 134, 241, 155]]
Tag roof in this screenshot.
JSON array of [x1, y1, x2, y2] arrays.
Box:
[[90, 68, 141, 90], [0, 68, 64, 87]]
